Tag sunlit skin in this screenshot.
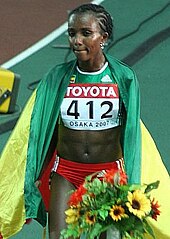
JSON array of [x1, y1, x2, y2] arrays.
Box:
[[49, 12, 124, 239], [57, 13, 123, 163], [68, 13, 108, 72]]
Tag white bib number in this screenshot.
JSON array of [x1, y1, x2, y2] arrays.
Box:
[[60, 83, 120, 130]]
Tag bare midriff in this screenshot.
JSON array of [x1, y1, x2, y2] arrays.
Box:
[[56, 124, 123, 163]]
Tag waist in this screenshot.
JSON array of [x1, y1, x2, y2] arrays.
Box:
[[57, 125, 123, 163], [51, 156, 125, 188], [54, 156, 125, 172]]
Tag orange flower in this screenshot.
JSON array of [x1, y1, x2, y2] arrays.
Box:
[[104, 169, 118, 184], [151, 198, 161, 220], [68, 184, 87, 206], [119, 171, 128, 185], [85, 212, 96, 225], [104, 169, 127, 185]]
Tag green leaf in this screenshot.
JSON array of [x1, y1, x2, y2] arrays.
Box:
[[101, 204, 111, 210], [85, 175, 92, 181], [143, 219, 156, 239], [92, 178, 102, 187], [98, 209, 108, 220], [59, 224, 81, 239], [116, 216, 135, 232], [88, 223, 103, 239], [144, 181, 160, 194]]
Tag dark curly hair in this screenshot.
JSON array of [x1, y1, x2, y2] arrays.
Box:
[[68, 3, 113, 39]]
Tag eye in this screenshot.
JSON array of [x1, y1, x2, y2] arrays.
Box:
[[68, 30, 75, 37], [82, 30, 92, 36]]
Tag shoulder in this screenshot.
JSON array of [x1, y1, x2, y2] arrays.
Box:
[[106, 54, 136, 78], [105, 55, 140, 103]]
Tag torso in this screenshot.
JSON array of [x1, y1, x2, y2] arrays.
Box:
[[57, 124, 123, 163], [56, 63, 124, 163]]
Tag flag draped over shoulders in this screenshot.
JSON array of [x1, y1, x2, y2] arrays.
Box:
[[0, 60, 76, 238], [0, 55, 169, 238], [23, 60, 77, 227]]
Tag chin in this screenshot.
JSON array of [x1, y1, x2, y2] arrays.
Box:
[[75, 54, 89, 62]]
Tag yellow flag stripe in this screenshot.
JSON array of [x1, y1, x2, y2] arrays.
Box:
[[0, 91, 36, 239], [141, 121, 170, 239]]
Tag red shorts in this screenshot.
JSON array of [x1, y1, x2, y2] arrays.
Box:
[[51, 156, 124, 188]]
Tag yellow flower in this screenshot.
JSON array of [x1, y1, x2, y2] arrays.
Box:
[[85, 212, 96, 225], [126, 190, 151, 219], [65, 208, 79, 224], [110, 205, 128, 221]]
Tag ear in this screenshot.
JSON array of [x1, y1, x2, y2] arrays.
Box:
[[101, 32, 109, 44]]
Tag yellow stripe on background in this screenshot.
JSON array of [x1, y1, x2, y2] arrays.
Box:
[[0, 90, 36, 239], [141, 122, 170, 239]]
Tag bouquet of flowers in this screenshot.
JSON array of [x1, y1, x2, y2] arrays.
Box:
[[60, 169, 160, 239]]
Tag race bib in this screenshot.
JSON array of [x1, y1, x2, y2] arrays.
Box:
[[60, 83, 120, 130]]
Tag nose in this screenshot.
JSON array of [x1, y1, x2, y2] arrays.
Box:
[[74, 34, 83, 45]]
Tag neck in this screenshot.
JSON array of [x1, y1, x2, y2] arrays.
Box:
[[78, 54, 106, 72]]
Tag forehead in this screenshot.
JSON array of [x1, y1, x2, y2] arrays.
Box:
[[68, 13, 100, 30]]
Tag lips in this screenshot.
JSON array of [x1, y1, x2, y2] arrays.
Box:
[[74, 49, 86, 52]]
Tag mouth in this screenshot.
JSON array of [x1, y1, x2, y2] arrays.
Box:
[[73, 48, 87, 53]]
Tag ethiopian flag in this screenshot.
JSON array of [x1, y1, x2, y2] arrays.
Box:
[[0, 56, 170, 238], [0, 59, 76, 238]]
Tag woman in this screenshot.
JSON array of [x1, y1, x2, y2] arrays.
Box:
[[0, 3, 141, 239], [46, 4, 141, 239]]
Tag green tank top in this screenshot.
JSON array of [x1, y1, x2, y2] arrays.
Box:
[[70, 62, 116, 84]]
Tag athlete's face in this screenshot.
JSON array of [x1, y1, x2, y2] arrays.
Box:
[[68, 13, 108, 65]]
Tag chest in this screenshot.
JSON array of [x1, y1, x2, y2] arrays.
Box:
[[60, 65, 121, 130]]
